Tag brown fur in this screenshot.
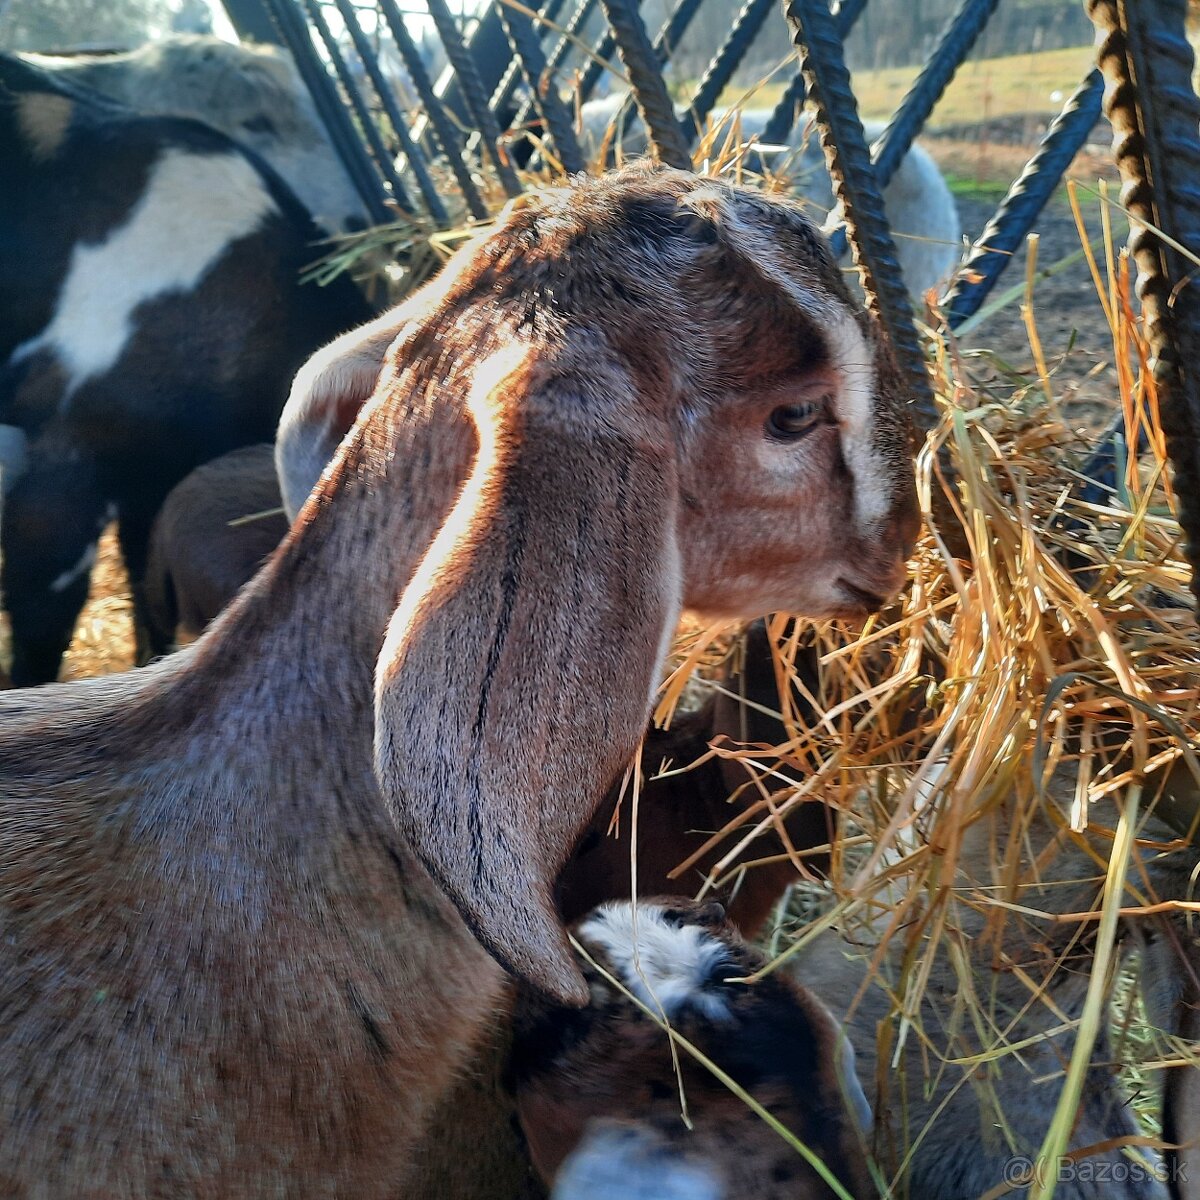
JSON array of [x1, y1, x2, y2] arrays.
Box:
[[512, 898, 877, 1199], [0, 166, 916, 1196], [144, 443, 289, 643], [412, 621, 830, 1199]]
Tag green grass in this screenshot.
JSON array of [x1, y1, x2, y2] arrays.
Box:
[[719, 43, 1099, 127], [944, 173, 1013, 202]]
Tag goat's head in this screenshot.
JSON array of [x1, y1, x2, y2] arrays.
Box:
[[512, 898, 876, 1199], [276, 165, 918, 1003]]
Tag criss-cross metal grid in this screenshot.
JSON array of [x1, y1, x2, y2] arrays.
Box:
[[222, 0, 1200, 602]]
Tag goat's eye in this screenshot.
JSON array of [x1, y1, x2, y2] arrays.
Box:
[[766, 397, 830, 441]]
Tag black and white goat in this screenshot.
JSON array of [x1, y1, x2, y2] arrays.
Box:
[[0, 54, 370, 684]]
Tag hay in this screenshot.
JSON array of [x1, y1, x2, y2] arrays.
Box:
[[643, 183, 1200, 1188]]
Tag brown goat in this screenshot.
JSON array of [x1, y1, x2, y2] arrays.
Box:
[[408, 619, 831, 1199], [0, 166, 917, 1196], [512, 897, 877, 1200], [144, 443, 289, 645]]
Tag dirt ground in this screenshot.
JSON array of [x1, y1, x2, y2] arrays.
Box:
[[925, 129, 1127, 434]]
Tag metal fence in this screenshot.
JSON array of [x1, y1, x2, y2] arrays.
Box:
[[221, 0, 1200, 602]]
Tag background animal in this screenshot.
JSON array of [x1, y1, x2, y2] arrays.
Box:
[[0, 166, 917, 1196], [789, 796, 1196, 1200], [579, 96, 961, 299], [0, 53, 370, 684], [511, 898, 878, 1200], [143, 443, 288, 648], [24, 34, 366, 235]]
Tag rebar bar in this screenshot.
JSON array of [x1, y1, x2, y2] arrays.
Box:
[[425, 0, 523, 194], [332, 0, 447, 223], [377, 0, 490, 221], [1086, 0, 1200, 608], [786, 0, 936, 429], [494, 0, 586, 172], [596, 0, 691, 167]]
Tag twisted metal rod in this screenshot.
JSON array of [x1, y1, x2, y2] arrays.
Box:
[[494, 0, 586, 172], [828, 0, 1000, 260], [785, 0, 936, 429], [680, 0, 776, 145], [259, 0, 392, 225], [944, 70, 1104, 327], [377, 0, 490, 221], [576, 0, 650, 105], [425, 0, 523, 195], [1086, 0, 1200, 609], [300, 0, 414, 213], [760, 0, 866, 149], [596, 0, 692, 168], [490, 0, 569, 122], [332, 0, 447, 223], [598, 0, 708, 154]]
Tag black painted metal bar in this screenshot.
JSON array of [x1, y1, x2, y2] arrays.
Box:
[[786, 0, 937, 429], [596, 0, 692, 167], [220, 0, 283, 45], [425, 0, 524, 194], [827, 0, 1001, 261], [494, 0, 586, 172], [944, 70, 1104, 327], [377, 0, 490, 221], [593, 0, 708, 157], [680, 0, 776, 145], [509, 0, 603, 158], [577, 0, 638, 105], [300, 0, 415, 213], [259, 0, 393, 225], [760, 0, 867, 149], [1085, 0, 1200, 608], [490, 0, 570, 123], [332, 0, 448, 223]]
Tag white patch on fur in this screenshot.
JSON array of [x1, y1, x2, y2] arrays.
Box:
[[49, 542, 97, 593], [11, 149, 277, 397], [0, 425, 29, 494], [555, 1126, 721, 1200], [579, 902, 733, 1021], [826, 309, 890, 529]]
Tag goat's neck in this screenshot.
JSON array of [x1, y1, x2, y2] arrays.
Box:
[[152, 398, 478, 846]]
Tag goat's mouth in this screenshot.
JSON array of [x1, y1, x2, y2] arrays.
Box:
[[835, 577, 889, 614]]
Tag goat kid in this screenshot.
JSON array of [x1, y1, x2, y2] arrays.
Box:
[[0, 166, 917, 1197], [409, 619, 833, 1199], [143, 443, 289, 648], [0, 53, 370, 685], [512, 898, 878, 1200]]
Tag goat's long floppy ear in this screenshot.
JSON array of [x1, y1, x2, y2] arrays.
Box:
[[374, 355, 681, 1005], [275, 309, 410, 519]]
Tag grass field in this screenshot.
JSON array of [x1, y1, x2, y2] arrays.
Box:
[[719, 43, 1099, 126]]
